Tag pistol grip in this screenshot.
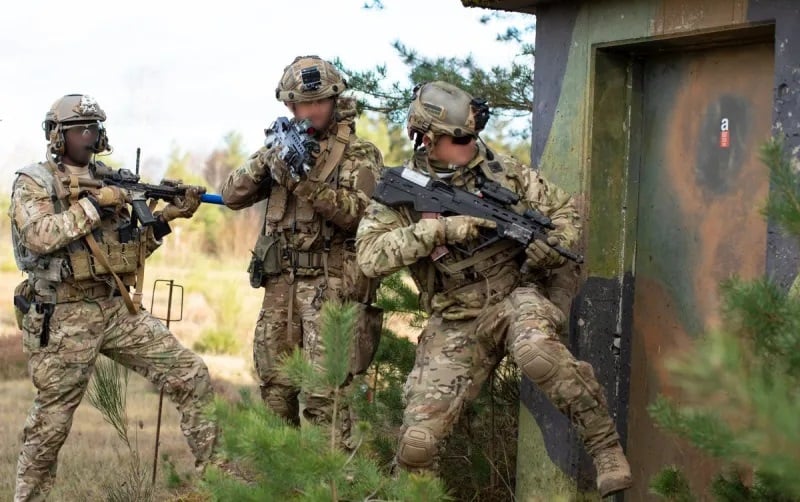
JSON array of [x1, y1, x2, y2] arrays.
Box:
[[421, 212, 449, 261]]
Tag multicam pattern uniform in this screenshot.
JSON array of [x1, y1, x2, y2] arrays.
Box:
[[220, 97, 383, 445], [10, 163, 217, 502], [356, 146, 620, 470]]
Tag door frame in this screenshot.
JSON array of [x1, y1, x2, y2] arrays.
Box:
[[583, 21, 776, 498]]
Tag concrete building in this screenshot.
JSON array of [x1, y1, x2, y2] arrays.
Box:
[[462, 1, 800, 499]]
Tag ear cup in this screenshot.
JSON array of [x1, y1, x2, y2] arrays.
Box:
[[48, 127, 65, 155], [42, 120, 54, 141], [470, 98, 491, 132], [94, 130, 110, 153]]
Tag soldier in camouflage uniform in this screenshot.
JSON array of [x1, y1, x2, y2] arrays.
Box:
[[356, 81, 633, 497], [10, 94, 217, 502], [221, 56, 383, 447]]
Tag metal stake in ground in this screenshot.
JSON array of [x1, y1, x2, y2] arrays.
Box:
[[149, 279, 184, 486]]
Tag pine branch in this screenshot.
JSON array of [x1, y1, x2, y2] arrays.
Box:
[[649, 466, 695, 502], [86, 356, 131, 449], [762, 137, 800, 237], [320, 301, 358, 389]]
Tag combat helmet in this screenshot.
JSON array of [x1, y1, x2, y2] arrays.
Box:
[[276, 55, 347, 103], [406, 81, 490, 146], [43, 94, 110, 155]]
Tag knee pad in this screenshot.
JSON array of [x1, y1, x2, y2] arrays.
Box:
[[397, 426, 436, 468], [513, 335, 559, 385]]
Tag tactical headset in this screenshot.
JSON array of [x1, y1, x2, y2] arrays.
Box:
[[43, 120, 109, 156]]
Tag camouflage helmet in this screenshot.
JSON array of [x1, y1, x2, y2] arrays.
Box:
[[407, 81, 490, 142], [43, 94, 110, 155], [276, 55, 346, 103]]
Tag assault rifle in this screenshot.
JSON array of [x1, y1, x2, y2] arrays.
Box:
[[264, 117, 320, 181], [372, 167, 584, 263], [70, 164, 224, 227]]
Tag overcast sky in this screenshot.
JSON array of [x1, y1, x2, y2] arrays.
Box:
[[0, 0, 533, 187]]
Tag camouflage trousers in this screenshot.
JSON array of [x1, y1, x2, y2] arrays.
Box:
[[396, 286, 619, 471], [15, 296, 217, 502], [254, 274, 365, 449]]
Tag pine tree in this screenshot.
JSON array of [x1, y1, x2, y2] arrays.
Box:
[[648, 138, 800, 501], [86, 357, 154, 502], [335, 2, 535, 140], [199, 300, 448, 501]]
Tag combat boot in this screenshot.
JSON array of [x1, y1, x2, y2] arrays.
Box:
[[593, 442, 632, 497]]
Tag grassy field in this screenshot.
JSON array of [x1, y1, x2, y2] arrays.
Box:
[[0, 248, 260, 501], [1, 374, 200, 500]]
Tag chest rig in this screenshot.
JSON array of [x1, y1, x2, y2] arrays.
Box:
[[260, 121, 352, 278], [11, 160, 147, 314], [407, 151, 528, 317]]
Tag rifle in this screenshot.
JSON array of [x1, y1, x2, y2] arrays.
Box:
[[372, 167, 584, 264], [264, 117, 320, 181], [57, 150, 224, 241], [91, 164, 223, 225]]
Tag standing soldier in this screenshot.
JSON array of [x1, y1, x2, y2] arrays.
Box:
[[9, 94, 217, 502], [356, 81, 632, 497], [221, 55, 384, 447]]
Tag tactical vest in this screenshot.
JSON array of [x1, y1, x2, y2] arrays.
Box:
[[263, 121, 352, 276], [405, 151, 529, 318], [11, 161, 143, 305]]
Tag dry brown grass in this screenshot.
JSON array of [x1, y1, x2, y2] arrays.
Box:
[[1, 364, 252, 499], [0, 333, 27, 380], [0, 262, 257, 500], [0, 374, 197, 500]]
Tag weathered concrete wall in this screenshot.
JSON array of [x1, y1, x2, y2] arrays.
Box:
[[510, 0, 800, 500]]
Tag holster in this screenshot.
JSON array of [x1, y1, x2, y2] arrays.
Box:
[[13, 280, 34, 330], [37, 302, 54, 347]]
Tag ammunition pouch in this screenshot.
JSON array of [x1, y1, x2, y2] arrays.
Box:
[[69, 242, 139, 282], [249, 233, 283, 288], [290, 250, 327, 270], [286, 247, 343, 277], [29, 257, 70, 283], [431, 266, 520, 320]]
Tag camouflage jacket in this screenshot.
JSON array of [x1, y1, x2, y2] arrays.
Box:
[[9, 160, 160, 298], [220, 97, 383, 272], [356, 145, 580, 318]]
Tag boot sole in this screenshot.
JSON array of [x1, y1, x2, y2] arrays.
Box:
[[599, 477, 633, 498]]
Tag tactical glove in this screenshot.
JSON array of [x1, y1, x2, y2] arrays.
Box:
[[251, 148, 271, 180], [91, 186, 129, 207], [269, 155, 299, 191], [525, 235, 567, 269], [160, 187, 204, 222], [442, 215, 496, 244]]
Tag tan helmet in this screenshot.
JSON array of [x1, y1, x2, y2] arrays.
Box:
[[43, 94, 110, 155], [406, 81, 490, 143], [276, 55, 347, 103]]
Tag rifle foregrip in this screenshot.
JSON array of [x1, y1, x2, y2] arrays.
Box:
[[554, 245, 584, 264]]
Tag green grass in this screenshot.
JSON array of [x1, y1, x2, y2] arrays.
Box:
[[193, 328, 241, 355]]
